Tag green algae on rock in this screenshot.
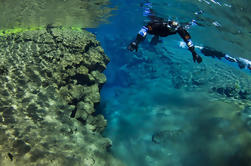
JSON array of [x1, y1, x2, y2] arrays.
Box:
[[0, 27, 125, 166]]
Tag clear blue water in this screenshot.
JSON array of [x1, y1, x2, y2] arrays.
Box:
[[88, 0, 251, 166]]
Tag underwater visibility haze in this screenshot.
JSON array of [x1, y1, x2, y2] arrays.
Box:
[[94, 0, 251, 166], [0, 0, 251, 166]]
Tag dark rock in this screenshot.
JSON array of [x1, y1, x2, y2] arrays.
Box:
[[0, 65, 8, 75], [212, 86, 246, 99], [152, 129, 184, 144], [239, 90, 249, 99], [30, 149, 46, 162], [2, 107, 15, 124], [216, 87, 225, 95], [13, 140, 31, 155], [8, 153, 13, 161], [0, 89, 9, 96], [224, 86, 238, 97]]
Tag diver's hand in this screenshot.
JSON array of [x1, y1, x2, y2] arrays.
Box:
[[192, 52, 202, 63], [128, 42, 138, 52]]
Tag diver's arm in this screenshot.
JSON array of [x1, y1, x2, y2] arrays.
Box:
[[128, 26, 148, 52], [177, 27, 202, 63]]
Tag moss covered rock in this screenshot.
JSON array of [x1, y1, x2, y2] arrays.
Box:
[[0, 27, 125, 166]]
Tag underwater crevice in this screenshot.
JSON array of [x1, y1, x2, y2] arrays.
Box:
[[8, 153, 13, 161], [69, 99, 79, 118]]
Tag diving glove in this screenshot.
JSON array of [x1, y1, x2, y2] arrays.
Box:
[[192, 52, 202, 63], [128, 42, 138, 52]]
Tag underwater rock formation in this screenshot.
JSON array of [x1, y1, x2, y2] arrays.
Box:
[[152, 129, 184, 144], [0, 27, 124, 166], [129, 43, 251, 101]]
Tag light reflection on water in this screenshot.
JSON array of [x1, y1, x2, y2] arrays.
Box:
[[0, 0, 115, 29], [149, 0, 251, 59]]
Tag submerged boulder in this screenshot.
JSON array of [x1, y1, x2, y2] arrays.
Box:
[[0, 27, 124, 166]]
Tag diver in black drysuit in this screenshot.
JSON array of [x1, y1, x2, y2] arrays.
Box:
[[199, 46, 251, 70], [128, 1, 202, 63], [128, 1, 250, 70], [128, 17, 203, 63]]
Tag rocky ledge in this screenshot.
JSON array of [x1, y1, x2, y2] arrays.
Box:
[[0, 27, 124, 166]]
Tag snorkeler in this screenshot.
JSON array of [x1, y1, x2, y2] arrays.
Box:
[[128, 2, 202, 63], [196, 46, 251, 70]]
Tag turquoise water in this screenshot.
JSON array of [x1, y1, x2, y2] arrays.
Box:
[[0, 0, 249, 165], [90, 0, 251, 166]]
